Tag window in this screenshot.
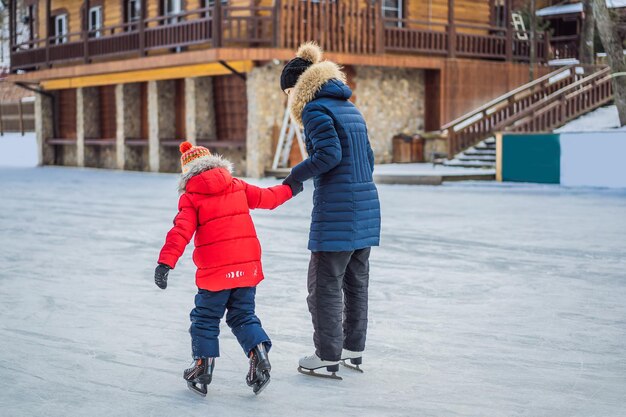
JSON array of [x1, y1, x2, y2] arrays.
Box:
[[164, 0, 182, 24], [382, 0, 402, 28], [54, 14, 68, 44], [89, 6, 103, 38], [126, 0, 141, 22]]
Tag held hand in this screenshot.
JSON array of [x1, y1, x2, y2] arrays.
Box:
[[154, 264, 171, 290], [283, 174, 304, 197]]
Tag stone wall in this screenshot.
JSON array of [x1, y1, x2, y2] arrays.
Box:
[[118, 83, 149, 171], [354, 67, 425, 163], [246, 62, 286, 178], [35, 93, 54, 166]]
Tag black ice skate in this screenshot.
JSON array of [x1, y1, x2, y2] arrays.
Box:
[[297, 354, 342, 380], [246, 343, 271, 395], [340, 349, 364, 373], [183, 358, 215, 397]]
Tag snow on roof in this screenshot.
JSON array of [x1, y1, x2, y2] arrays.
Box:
[[537, 0, 626, 17]]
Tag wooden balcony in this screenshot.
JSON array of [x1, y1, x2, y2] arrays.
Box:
[[10, 0, 550, 72]]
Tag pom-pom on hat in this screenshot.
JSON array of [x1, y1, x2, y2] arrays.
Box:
[[179, 141, 211, 174], [280, 42, 323, 92]]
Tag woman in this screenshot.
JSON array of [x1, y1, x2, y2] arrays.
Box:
[[281, 42, 381, 378]]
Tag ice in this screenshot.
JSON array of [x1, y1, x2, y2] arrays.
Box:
[[1, 167, 625, 417]]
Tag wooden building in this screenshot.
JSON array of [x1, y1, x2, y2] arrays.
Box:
[[536, 0, 626, 60], [6, 0, 558, 175]]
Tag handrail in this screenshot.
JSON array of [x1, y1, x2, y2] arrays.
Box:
[[441, 65, 575, 131], [502, 67, 612, 128]]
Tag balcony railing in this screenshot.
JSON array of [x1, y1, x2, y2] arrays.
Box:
[[10, 0, 550, 72]]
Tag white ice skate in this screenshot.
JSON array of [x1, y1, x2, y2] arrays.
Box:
[[340, 349, 364, 373], [297, 354, 342, 380]]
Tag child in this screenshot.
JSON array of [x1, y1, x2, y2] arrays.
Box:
[[154, 141, 301, 396]]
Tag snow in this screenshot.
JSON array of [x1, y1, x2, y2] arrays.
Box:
[[373, 163, 495, 177], [1, 167, 626, 417], [0, 132, 38, 167], [555, 105, 626, 132], [537, 0, 626, 17]]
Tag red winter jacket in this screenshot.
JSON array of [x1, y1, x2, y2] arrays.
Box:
[[158, 159, 292, 291]]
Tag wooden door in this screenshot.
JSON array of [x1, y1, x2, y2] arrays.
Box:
[[57, 89, 76, 139], [99, 85, 116, 139], [213, 75, 247, 143], [175, 79, 186, 139]]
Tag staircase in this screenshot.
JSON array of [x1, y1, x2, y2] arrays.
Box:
[[440, 65, 614, 168], [444, 137, 496, 169]]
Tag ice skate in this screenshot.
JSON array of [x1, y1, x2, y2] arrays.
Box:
[[183, 358, 215, 397], [246, 343, 271, 395], [297, 354, 342, 380], [340, 349, 364, 373]]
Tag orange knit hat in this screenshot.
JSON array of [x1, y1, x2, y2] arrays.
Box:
[[179, 141, 211, 174]]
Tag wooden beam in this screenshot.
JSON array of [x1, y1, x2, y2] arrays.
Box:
[[84, 0, 91, 63], [8, 48, 445, 85], [40, 61, 255, 90], [448, 0, 456, 58], [46, 0, 52, 67], [505, 0, 513, 61], [139, 0, 146, 56]]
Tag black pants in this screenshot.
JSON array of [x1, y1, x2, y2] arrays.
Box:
[[307, 248, 371, 361]]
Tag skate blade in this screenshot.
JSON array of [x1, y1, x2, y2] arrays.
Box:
[[340, 360, 364, 373], [187, 381, 208, 397], [297, 366, 343, 380], [253, 373, 271, 396]]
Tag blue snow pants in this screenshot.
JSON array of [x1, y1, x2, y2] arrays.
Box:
[[189, 287, 271, 359]]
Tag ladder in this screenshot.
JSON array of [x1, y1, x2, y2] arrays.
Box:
[[511, 12, 528, 41], [272, 105, 307, 170]]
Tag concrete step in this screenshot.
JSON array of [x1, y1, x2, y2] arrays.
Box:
[[444, 160, 496, 169], [464, 149, 496, 157], [458, 155, 496, 162], [474, 143, 496, 151]]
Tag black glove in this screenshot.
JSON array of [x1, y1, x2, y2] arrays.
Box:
[[283, 174, 304, 197], [154, 264, 171, 290]]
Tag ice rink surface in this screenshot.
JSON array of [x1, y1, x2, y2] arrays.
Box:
[[1, 167, 625, 417]]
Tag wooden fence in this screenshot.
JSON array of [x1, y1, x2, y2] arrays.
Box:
[[0, 100, 35, 135], [505, 67, 613, 133], [11, 0, 549, 71]]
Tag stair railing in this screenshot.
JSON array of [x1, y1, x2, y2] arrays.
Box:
[[503, 67, 613, 133], [442, 65, 582, 158]]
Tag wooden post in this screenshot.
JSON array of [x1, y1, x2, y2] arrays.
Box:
[[8, 0, 14, 57], [46, 0, 52, 67], [375, 0, 383, 54], [213, 0, 223, 47], [447, 0, 456, 58], [530, 0, 536, 80], [505, 0, 513, 61], [273, 0, 282, 48], [84, 0, 91, 63], [139, 0, 146, 56], [18, 101, 24, 136], [544, 30, 551, 62]]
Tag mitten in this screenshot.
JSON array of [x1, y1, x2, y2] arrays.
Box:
[[154, 263, 171, 290], [283, 174, 304, 197]]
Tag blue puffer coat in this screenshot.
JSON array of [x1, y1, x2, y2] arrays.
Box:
[[289, 61, 381, 252]]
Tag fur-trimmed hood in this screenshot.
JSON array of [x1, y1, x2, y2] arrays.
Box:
[[178, 154, 234, 194], [289, 60, 347, 126]]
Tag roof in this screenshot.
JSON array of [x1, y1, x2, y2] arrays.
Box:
[[537, 0, 626, 17]]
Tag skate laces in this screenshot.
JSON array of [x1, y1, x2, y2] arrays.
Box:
[[248, 351, 257, 377]]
